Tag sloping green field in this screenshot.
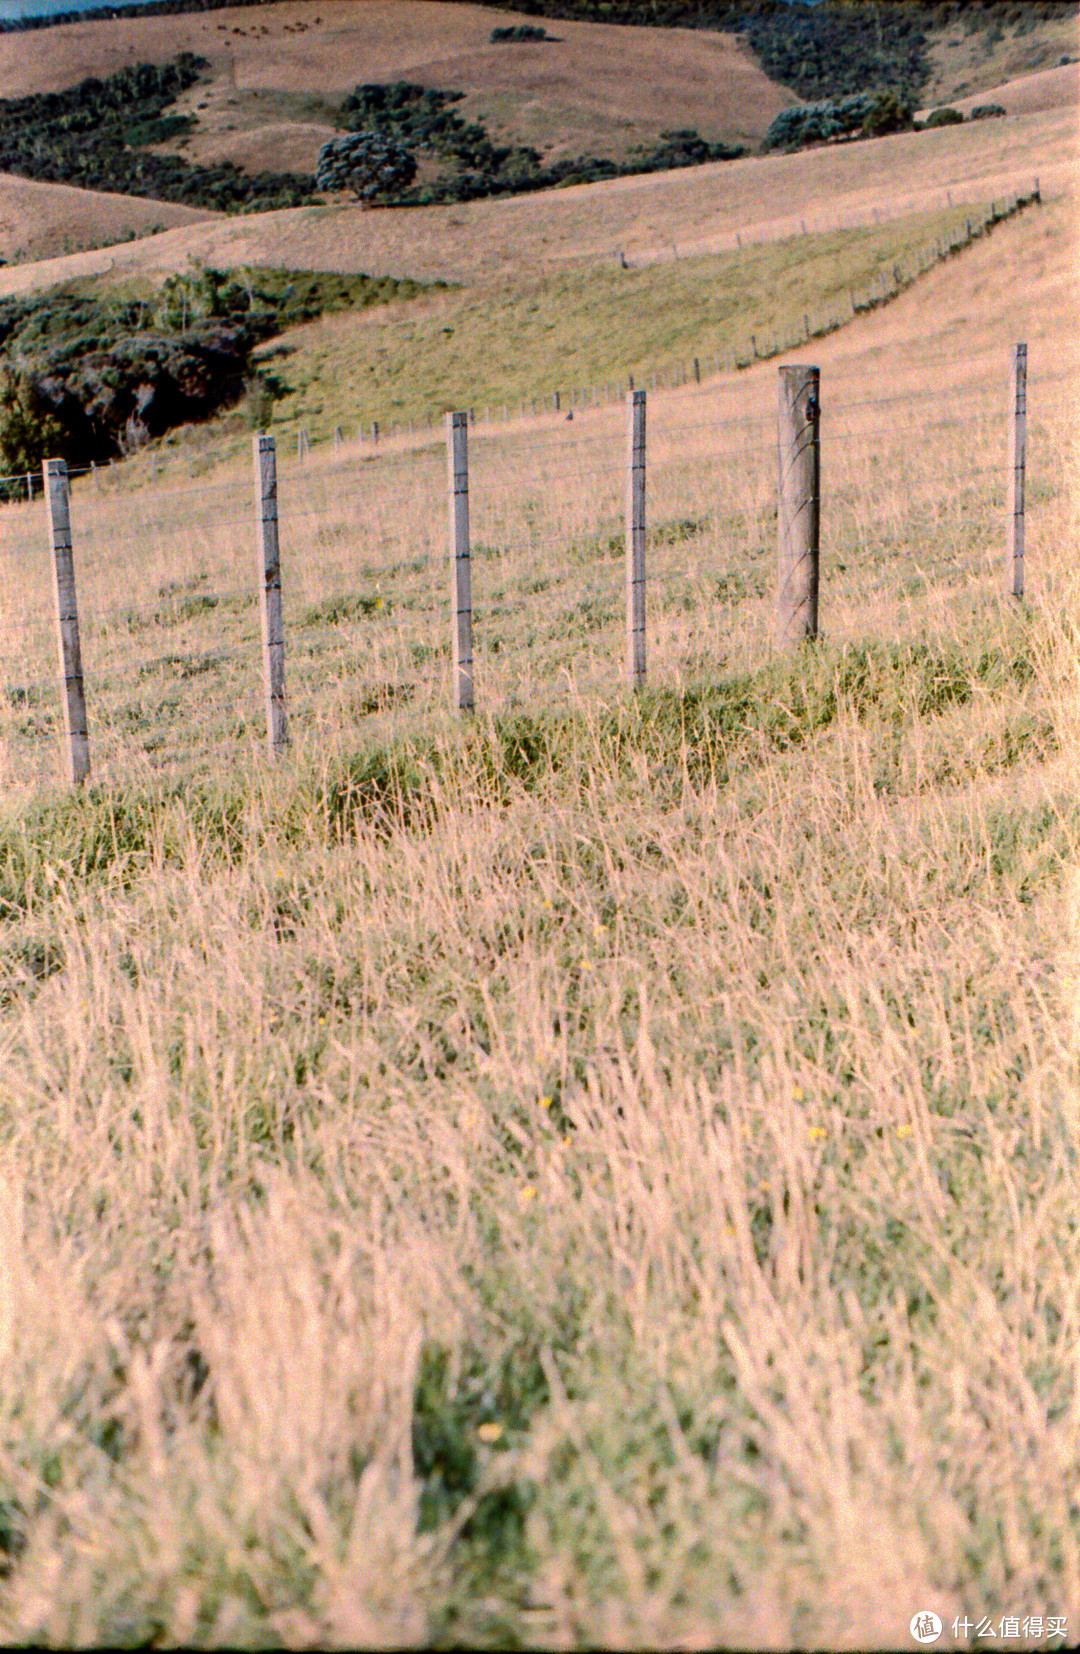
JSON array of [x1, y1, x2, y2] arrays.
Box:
[[255, 201, 1020, 442]]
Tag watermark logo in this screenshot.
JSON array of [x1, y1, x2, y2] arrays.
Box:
[[910, 1611, 943, 1644]]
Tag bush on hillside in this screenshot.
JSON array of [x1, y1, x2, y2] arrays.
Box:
[[336, 80, 743, 204], [0, 366, 69, 485], [763, 90, 915, 152], [970, 102, 1007, 119], [0, 264, 437, 481], [490, 24, 549, 41], [315, 132, 418, 203], [858, 90, 915, 137], [925, 105, 965, 127]]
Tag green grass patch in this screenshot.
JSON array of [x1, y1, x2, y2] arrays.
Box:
[[0, 636, 1051, 917], [257, 205, 1002, 436]]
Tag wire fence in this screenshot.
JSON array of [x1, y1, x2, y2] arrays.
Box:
[[0, 344, 1072, 795]]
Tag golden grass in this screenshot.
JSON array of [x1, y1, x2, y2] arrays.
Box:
[[928, 60, 1080, 121], [0, 172, 219, 269], [0, 103, 1077, 1648], [242, 199, 1032, 443]]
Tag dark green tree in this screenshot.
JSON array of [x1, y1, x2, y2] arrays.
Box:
[[315, 132, 418, 203]]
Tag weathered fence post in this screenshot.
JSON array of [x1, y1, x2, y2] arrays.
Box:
[[297, 428, 309, 461], [333, 425, 343, 449], [776, 365, 820, 647], [446, 412, 474, 713], [43, 458, 90, 785], [1007, 342, 1027, 598], [626, 389, 646, 689], [253, 434, 289, 755]]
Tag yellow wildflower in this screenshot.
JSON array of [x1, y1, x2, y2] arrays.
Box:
[[477, 1421, 504, 1443]]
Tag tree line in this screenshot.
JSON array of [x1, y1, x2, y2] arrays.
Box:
[[0, 53, 314, 213]]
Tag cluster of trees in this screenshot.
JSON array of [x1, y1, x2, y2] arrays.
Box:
[[0, 263, 430, 485], [763, 90, 914, 151], [764, 89, 1011, 153], [0, 53, 316, 213], [329, 81, 742, 206]]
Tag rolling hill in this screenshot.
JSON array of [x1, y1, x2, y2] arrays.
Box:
[[0, 0, 1074, 267]]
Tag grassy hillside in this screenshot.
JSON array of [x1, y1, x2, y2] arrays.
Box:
[[0, 0, 795, 178], [247, 199, 1027, 444]]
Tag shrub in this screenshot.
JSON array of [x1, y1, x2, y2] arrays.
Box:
[[490, 24, 549, 42], [925, 106, 965, 127], [0, 366, 68, 487], [0, 265, 436, 472], [859, 90, 915, 138], [763, 91, 915, 153], [315, 131, 418, 202], [970, 103, 1007, 120]]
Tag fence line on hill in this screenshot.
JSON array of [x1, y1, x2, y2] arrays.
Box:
[[1, 340, 1046, 790]]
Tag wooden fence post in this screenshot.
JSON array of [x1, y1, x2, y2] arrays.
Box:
[[253, 434, 289, 755], [1007, 342, 1027, 598], [43, 458, 90, 785], [776, 365, 820, 647], [446, 412, 474, 713], [297, 428, 309, 461], [626, 389, 646, 689]]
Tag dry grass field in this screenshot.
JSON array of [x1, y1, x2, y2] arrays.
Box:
[[0, 0, 801, 265], [0, 172, 220, 269], [941, 59, 1080, 120], [0, 51, 1077, 1638], [922, 7, 1079, 107], [0, 6, 1077, 1646]]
